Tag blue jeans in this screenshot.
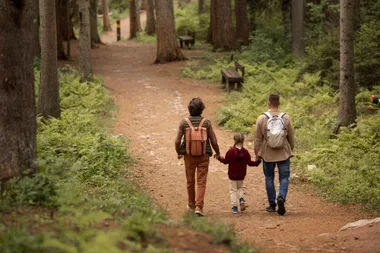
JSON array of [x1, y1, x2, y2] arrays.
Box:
[[263, 159, 290, 207]]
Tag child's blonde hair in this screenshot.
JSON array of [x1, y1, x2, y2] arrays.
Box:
[[233, 133, 244, 146]]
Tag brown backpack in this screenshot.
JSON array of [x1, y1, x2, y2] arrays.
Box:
[[184, 118, 208, 156]]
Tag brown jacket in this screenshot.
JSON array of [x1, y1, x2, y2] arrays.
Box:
[[254, 109, 295, 162]]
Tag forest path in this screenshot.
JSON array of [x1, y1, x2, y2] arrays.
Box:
[[66, 13, 379, 253]]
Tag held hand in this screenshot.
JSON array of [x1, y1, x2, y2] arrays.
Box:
[[213, 154, 220, 159], [177, 154, 184, 160]]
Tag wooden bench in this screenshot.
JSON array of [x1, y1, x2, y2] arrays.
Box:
[[178, 29, 195, 49], [221, 60, 245, 92]]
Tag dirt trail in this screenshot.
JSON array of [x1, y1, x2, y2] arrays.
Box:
[[66, 15, 379, 253]]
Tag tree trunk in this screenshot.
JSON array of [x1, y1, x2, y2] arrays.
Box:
[[130, 0, 138, 38], [56, 1, 68, 60], [90, 0, 102, 45], [338, 0, 356, 127], [39, 0, 61, 119], [145, 0, 156, 35], [207, 0, 216, 43], [79, 0, 93, 79], [141, 0, 148, 10], [155, 0, 187, 63], [33, 0, 41, 59], [235, 0, 249, 45], [136, 0, 143, 32], [213, 0, 234, 50], [102, 0, 112, 31], [247, 0, 256, 32], [291, 0, 305, 58], [353, 0, 360, 31], [57, 0, 75, 40], [198, 0, 204, 13], [281, 0, 291, 39], [0, 0, 37, 182]]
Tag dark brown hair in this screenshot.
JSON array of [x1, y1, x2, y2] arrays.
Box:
[[268, 94, 280, 106], [188, 97, 205, 116]]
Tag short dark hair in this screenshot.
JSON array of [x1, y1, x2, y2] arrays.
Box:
[[268, 94, 280, 106], [188, 97, 205, 116]]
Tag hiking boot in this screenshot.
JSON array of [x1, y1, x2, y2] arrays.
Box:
[[239, 197, 246, 211], [195, 207, 205, 216], [266, 205, 276, 212], [277, 196, 286, 216], [187, 205, 195, 213], [232, 206, 238, 214]]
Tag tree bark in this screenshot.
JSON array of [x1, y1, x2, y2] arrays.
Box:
[[247, 0, 256, 32], [57, 0, 75, 40], [207, 0, 215, 43], [0, 0, 37, 181], [102, 0, 112, 31], [291, 0, 305, 58], [141, 0, 148, 10], [32, 0, 41, 59], [90, 0, 102, 45], [212, 0, 234, 50], [338, 0, 356, 127], [281, 0, 291, 39], [56, 1, 68, 60], [79, 0, 93, 80], [145, 0, 156, 35], [155, 0, 187, 63], [235, 0, 249, 45], [130, 0, 138, 38], [353, 0, 360, 31], [39, 0, 61, 119], [198, 0, 204, 13], [136, 0, 143, 32]]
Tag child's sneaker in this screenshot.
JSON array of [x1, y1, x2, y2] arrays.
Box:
[[187, 205, 195, 213], [232, 206, 238, 214], [239, 197, 246, 211]]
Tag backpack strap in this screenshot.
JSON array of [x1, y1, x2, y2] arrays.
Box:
[[198, 118, 206, 129], [184, 118, 194, 129], [263, 112, 271, 118], [184, 117, 206, 130], [279, 113, 286, 118]]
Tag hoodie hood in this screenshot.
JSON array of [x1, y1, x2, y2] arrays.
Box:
[[231, 146, 245, 160]]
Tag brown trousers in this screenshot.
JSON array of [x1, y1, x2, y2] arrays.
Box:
[[184, 154, 210, 209]]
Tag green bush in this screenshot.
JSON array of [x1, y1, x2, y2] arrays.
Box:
[[175, 3, 210, 41]]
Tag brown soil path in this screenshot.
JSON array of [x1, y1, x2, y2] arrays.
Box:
[[66, 15, 379, 253]]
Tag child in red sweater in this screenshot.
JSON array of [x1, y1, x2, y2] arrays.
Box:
[[217, 133, 261, 214]]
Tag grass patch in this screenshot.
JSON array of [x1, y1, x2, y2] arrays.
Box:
[[136, 32, 157, 44]]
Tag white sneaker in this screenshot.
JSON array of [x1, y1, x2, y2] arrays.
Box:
[[195, 208, 205, 216]]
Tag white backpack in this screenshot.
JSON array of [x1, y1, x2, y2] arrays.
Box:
[[264, 112, 287, 149]]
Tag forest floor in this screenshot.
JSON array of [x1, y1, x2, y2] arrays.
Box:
[[62, 13, 380, 253]]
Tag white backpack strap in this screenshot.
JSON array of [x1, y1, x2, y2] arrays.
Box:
[[264, 112, 271, 118]]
